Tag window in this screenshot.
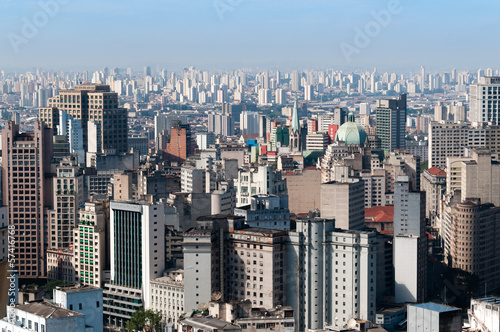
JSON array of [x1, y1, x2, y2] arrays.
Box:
[[79, 303, 82, 310], [96, 301, 100, 308]]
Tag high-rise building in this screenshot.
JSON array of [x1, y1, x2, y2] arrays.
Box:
[[320, 178, 365, 230], [287, 218, 377, 330], [104, 201, 165, 329], [208, 113, 234, 137], [39, 84, 128, 153], [73, 201, 109, 287], [421, 167, 446, 226], [166, 121, 192, 163], [304, 84, 313, 101], [234, 194, 290, 230], [375, 93, 407, 152], [393, 176, 427, 303], [470, 76, 500, 124], [49, 157, 84, 250], [275, 88, 286, 105], [291, 70, 300, 92], [2, 121, 53, 278], [240, 111, 259, 135]]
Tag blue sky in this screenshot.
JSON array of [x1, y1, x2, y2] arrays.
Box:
[[1, 0, 499, 72]]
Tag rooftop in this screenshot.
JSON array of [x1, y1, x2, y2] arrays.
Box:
[[181, 317, 241, 330], [14, 301, 84, 318], [475, 297, 500, 305], [426, 166, 446, 176], [411, 302, 460, 313], [365, 206, 394, 223], [55, 285, 100, 293]]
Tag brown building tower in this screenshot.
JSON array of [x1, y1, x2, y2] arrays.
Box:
[[2, 121, 53, 278], [166, 121, 192, 163]]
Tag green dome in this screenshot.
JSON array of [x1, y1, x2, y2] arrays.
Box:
[[334, 112, 368, 146]]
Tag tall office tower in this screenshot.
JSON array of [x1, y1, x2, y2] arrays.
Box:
[[39, 84, 128, 153], [275, 88, 286, 105], [2, 121, 53, 278], [304, 84, 313, 101], [420, 66, 425, 91], [451, 68, 457, 82], [49, 157, 84, 250], [427, 121, 470, 169], [73, 201, 109, 287], [276, 70, 281, 85], [320, 178, 365, 230], [259, 115, 267, 140], [470, 76, 500, 124], [289, 97, 301, 153], [450, 102, 467, 122], [104, 201, 165, 329], [287, 218, 377, 331], [393, 176, 427, 303], [291, 70, 300, 91], [421, 167, 446, 226], [234, 165, 287, 207], [166, 121, 192, 163], [154, 112, 188, 146], [359, 103, 371, 115], [375, 93, 407, 152], [240, 111, 259, 135], [217, 88, 228, 103]]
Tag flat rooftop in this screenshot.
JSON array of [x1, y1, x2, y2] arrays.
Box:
[[182, 317, 241, 330], [55, 285, 100, 293], [411, 302, 460, 313]]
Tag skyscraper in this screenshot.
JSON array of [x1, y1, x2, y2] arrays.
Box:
[[2, 121, 53, 278], [393, 176, 427, 303], [376, 93, 407, 152], [470, 76, 500, 124], [166, 121, 192, 163], [39, 84, 128, 153], [104, 201, 165, 329]]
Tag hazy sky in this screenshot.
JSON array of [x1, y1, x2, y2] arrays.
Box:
[[1, 0, 499, 72]]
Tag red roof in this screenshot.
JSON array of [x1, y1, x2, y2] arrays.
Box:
[[427, 166, 446, 176], [365, 206, 394, 223]]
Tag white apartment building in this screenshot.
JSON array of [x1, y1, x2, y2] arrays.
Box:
[[181, 165, 207, 193], [0, 301, 86, 332], [470, 76, 500, 124], [234, 166, 287, 207], [73, 201, 108, 287], [149, 271, 185, 329], [287, 218, 377, 331], [305, 132, 329, 151]]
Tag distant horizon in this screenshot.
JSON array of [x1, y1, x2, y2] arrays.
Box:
[[2, 0, 500, 72]]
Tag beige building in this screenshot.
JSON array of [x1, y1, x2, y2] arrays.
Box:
[[320, 178, 365, 230], [73, 201, 109, 287], [441, 196, 500, 290], [421, 166, 446, 226], [1, 122, 53, 278], [282, 168, 321, 214], [39, 84, 128, 153], [446, 148, 500, 207], [112, 171, 135, 201], [49, 157, 84, 250], [47, 248, 75, 283], [226, 228, 287, 308], [148, 270, 184, 329]]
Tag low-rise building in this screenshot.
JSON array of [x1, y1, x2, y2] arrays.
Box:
[[407, 303, 462, 332], [0, 301, 86, 332], [148, 271, 185, 329], [469, 297, 500, 332]]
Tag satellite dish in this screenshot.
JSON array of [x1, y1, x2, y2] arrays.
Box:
[[211, 291, 223, 301]]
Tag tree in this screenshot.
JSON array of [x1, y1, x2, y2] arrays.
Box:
[[126, 308, 163, 332]]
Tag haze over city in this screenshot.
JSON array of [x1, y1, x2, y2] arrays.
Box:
[[2, 0, 500, 71]]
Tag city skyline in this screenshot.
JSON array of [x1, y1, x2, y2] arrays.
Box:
[[2, 0, 500, 71]]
